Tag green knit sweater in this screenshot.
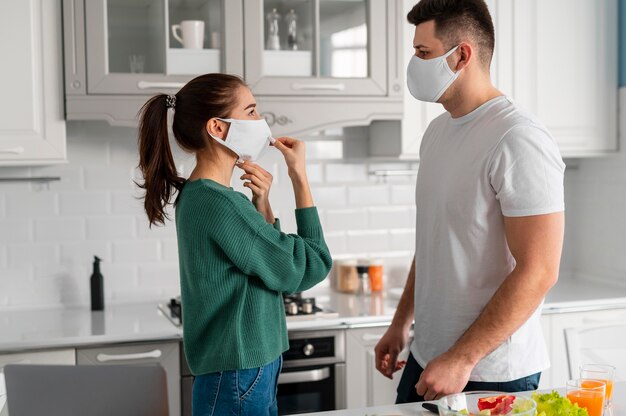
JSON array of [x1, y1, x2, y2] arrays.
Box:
[[175, 178, 332, 375]]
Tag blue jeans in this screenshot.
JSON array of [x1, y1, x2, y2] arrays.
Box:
[[396, 353, 541, 404], [192, 356, 283, 416]]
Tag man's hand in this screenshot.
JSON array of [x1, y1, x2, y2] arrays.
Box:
[[415, 350, 474, 401], [374, 325, 409, 379]]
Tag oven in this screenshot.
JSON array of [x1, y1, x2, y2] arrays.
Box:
[[277, 330, 346, 415], [179, 330, 346, 416]]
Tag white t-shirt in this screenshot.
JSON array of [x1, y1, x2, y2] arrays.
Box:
[[410, 96, 565, 382]]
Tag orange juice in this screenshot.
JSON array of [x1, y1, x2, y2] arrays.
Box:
[[567, 389, 604, 416], [582, 379, 613, 401]]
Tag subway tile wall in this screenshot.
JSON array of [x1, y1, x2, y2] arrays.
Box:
[[0, 121, 418, 310]]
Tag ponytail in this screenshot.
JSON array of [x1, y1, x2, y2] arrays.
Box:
[[137, 94, 185, 227], [136, 73, 247, 226]]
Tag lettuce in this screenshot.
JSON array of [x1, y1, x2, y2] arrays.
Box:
[[531, 391, 589, 416]]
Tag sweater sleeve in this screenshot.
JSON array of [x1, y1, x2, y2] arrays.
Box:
[[209, 195, 332, 293]]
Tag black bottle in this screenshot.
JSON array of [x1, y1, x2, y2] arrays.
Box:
[[90, 256, 104, 311]]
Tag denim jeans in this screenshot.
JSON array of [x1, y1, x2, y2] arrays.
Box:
[[396, 353, 541, 404], [192, 356, 283, 416]]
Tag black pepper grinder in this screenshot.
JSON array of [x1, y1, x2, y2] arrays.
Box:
[[90, 256, 104, 311]]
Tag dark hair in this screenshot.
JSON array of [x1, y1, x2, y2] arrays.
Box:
[[407, 0, 495, 67], [137, 73, 247, 226]]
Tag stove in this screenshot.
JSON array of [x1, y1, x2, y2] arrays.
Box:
[[158, 293, 338, 327]]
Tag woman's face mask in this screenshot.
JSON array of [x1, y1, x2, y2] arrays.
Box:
[[208, 118, 275, 162], [406, 45, 461, 103]]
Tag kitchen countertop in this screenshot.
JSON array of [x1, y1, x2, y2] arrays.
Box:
[[1, 278, 626, 353], [297, 382, 626, 415]]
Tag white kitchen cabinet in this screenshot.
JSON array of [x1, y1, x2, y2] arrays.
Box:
[[0, 0, 66, 165], [387, 0, 617, 160], [76, 341, 181, 416], [345, 325, 412, 408], [544, 308, 626, 389], [0, 349, 76, 370], [503, 0, 618, 157]]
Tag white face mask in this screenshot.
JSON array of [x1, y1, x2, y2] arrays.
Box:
[[208, 118, 275, 162], [407, 45, 461, 102]]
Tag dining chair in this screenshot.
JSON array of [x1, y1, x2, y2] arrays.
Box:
[[4, 364, 168, 416]]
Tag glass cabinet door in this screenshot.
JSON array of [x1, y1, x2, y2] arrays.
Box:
[[85, 0, 243, 94], [244, 0, 388, 96]]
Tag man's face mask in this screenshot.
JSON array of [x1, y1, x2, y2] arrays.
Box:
[[208, 118, 275, 162], [406, 45, 461, 103]]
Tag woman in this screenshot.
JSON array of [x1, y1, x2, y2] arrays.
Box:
[[137, 73, 332, 415]]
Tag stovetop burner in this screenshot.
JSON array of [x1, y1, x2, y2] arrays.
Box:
[[159, 293, 338, 327]]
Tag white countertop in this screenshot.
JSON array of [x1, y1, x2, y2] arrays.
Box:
[[298, 382, 626, 415], [1, 278, 626, 353]]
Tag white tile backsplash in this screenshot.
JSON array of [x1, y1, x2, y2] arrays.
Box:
[[35, 218, 86, 242], [59, 192, 110, 216], [0, 120, 421, 309], [6, 192, 58, 218], [0, 220, 33, 243]]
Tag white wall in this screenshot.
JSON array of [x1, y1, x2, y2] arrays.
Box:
[[0, 121, 418, 309]]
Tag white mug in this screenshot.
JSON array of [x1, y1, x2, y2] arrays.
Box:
[[172, 20, 205, 49]]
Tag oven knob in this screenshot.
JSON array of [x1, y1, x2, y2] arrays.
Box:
[[302, 343, 315, 356]]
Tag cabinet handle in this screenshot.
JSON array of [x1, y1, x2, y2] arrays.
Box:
[[0, 147, 25, 155], [362, 333, 384, 342], [278, 367, 330, 384], [137, 81, 185, 90], [291, 83, 345, 91], [96, 349, 162, 363]]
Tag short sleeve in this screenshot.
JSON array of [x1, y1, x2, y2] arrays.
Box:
[[489, 125, 565, 217]]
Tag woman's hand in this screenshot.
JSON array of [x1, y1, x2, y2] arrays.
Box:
[[237, 161, 275, 224], [272, 137, 313, 209], [272, 137, 307, 180]]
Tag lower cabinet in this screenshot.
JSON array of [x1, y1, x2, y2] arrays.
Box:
[[76, 341, 181, 416], [345, 326, 412, 408], [542, 307, 626, 389]]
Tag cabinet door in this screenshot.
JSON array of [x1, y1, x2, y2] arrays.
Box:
[[505, 0, 617, 157], [346, 326, 412, 408], [77, 341, 180, 416], [0, 0, 66, 165], [550, 308, 626, 389], [82, 0, 243, 95], [244, 0, 389, 97]]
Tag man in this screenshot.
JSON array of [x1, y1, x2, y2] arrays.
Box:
[[375, 0, 565, 403]]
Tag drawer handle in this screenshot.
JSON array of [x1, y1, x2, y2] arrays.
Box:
[[291, 83, 345, 91], [278, 367, 330, 384], [96, 349, 162, 363], [0, 147, 25, 155], [137, 81, 185, 90], [362, 334, 384, 342]]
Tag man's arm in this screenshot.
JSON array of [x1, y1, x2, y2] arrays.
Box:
[[375, 256, 416, 379], [416, 212, 564, 400]]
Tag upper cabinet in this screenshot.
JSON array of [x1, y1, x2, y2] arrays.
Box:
[[394, 0, 618, 160], [0, 0, 66, 166], [63, 0, 404, 134]]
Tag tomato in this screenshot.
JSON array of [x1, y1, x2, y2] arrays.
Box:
[[477, 395, 516, 415]]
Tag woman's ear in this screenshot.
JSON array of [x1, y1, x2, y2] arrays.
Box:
[[452, 42, 472, 72], [206, 118, 227, 140]]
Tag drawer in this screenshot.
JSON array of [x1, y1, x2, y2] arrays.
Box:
[[0, 349, 76, 369]]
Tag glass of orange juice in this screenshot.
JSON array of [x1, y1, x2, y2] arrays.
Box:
[[580, 364, 616, 407], [566, 379, 606, 416]]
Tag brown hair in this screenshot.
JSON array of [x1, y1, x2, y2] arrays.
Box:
[[407, 0, 495, 68], [137, 73, 247, 226]]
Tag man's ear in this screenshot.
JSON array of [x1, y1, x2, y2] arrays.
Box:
[[452, 42, 473, 72], [206, 118, 227, 140]]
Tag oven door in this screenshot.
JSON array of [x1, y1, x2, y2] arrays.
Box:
[[277, 363, 346, 415]]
